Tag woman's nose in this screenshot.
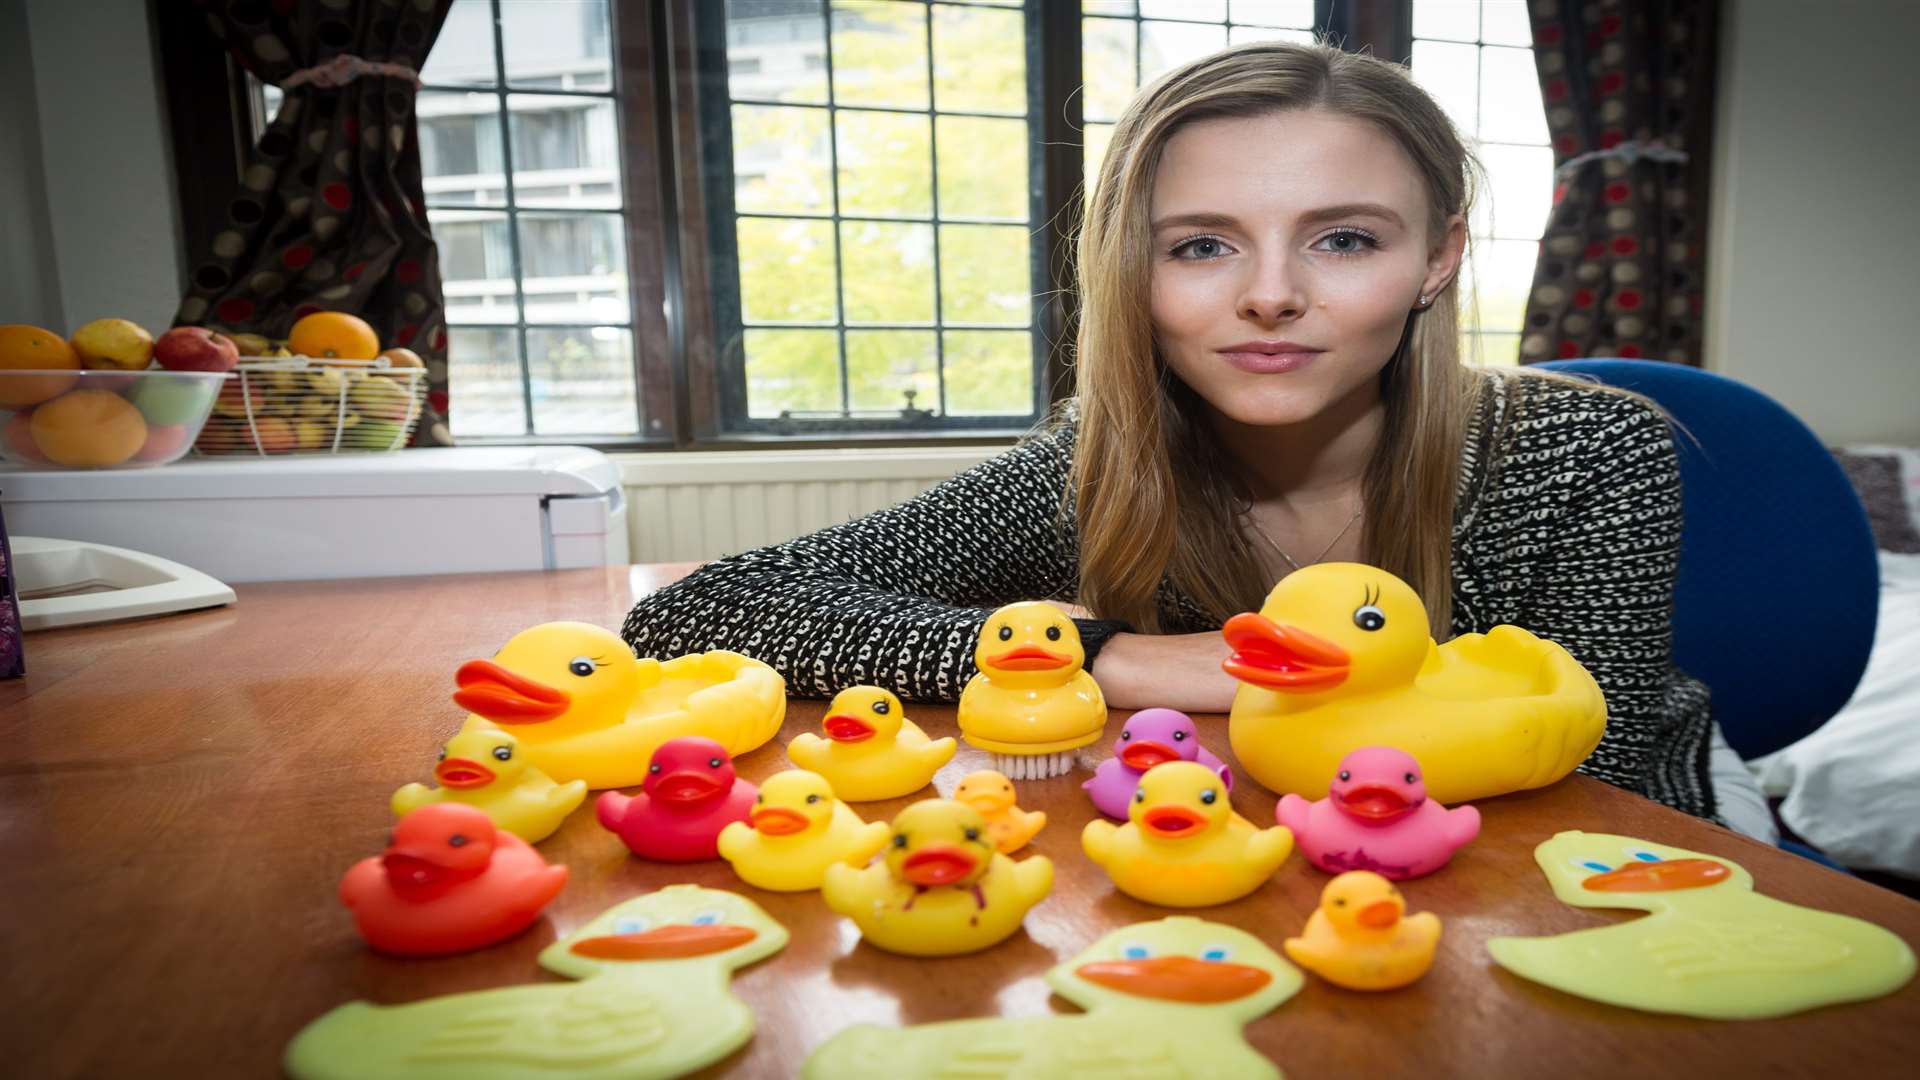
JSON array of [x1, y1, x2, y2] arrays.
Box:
[[1236, 253, 1308, 324]]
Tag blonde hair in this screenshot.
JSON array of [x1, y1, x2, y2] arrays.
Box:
[[1070, 41, 1483, 637]]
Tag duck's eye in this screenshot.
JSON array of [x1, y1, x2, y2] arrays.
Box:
[[614, 917, 649, 935], [1122, 944, 1151, 960], [1201, 946, 1230, 962], [1172, 730, 1187, 742], [872, 699, 890, 714], [1002, 783, 1011, 791], [1403, 771, 1417, 784], [1200, 789, 1218, 805], [449, 834, 468, 847], [1353, 604, 1387, 631], [1628, 848, 1664, 863], [691, 910, 722, 926], [493, 745, 513, 761], [1333, 897, 1347, 906], [1572, 858, 1614, 874], [1133, 788, 1146, 802], [997, 625, 1012, 641], [964, 827, 981, 842], [806, 794, 822, 804], [1046, 625, 1061, 641], [756, 794, 764, 803], [709, 757, 723, 769], [649, 762, 662, 774], [1120, 730, 1131, 740], [892, 833, 908, 848], [568, 656, 597, 677], [1337, 770, 1351, 782], [437, 748, 447, 761]]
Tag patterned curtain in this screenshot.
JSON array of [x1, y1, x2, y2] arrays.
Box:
[[174, 0, 455, 446], [1518, 0, 1719, 366]]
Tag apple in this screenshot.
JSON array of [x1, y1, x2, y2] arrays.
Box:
[[132, 423, 193, 463], [154, 326, 239, 373], [246, 415, 296, 455], [348, 418, 407, 450], [377, 347, 425, 374], [128, 375, 218, 427], [349, 377, 415, 422], [2, 409, 50, 464], [71, 318, 155, 371]]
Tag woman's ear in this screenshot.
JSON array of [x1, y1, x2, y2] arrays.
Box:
[[1421, 213, 1468, 300]]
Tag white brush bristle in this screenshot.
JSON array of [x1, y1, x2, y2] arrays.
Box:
[[992, 750, 1077, 780]]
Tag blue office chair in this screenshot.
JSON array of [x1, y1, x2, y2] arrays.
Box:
[[1536, 359, 1880, 763]]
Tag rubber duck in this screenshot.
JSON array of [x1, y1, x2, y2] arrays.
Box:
[[1083, 708, 1233, 821], [1082, 761, 1293, 908], [454, 621, 785, 790], [597, 736, 757, 862], [1488, 832, 1917, 1019], [801, 915, 1303, 1079], [957, 601, 1108, 780], [717, 769, 890, 892], [339, 803, 569, 957], [286, 885, 789, 1080], [823, 798, 1053, 957], [1222, 563, 1607, 804], [390, 729, 587, 844], [1284, 871, 1439, 990], [1277, 746, 1479, 880], [786, 685, 956, 801], [952, 769, 1047, 853]]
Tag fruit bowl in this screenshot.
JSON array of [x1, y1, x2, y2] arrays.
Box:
[[192, 356, 426, 457], [0, 369, 230, 469]]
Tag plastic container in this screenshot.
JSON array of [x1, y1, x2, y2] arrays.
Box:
[[0, 369, 229, 469], [192, 356, 426, 457]]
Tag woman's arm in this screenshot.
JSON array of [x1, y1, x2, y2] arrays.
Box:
[[1088, 630, 1240, 712]]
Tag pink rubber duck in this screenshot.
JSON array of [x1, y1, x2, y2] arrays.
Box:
[[340, 803, 569, 957], [1083, 708, 1233, 821], [1276, 746, 1480, 880], [596, 736, 757, 861]]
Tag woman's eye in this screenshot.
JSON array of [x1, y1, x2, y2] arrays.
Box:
[[1316, 229, 1378, 256], [1171, 236, 1232, 260]]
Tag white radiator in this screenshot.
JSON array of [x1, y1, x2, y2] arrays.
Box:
[[614, 447, 1001, 562]]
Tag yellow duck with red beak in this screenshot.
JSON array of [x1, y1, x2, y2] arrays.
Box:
[[717, 769, 891, 892], [1284, 871, 1441, 990], [1223, 563, 1606, 805], [453, 621, 785, 790], [823, 798, 1053, 956], [1082, 761, 1294, 908], [390, 729, 587, 844], [801, 915, 1303, 1079], [958, 601, 1108, 780], [786, 686, 956, 801]]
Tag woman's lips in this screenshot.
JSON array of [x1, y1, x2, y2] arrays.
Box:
[[1216, 349, 1325, 374]]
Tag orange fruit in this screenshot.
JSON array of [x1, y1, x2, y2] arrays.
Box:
[[0, 324, 82, 408], [289, 311, 381, 362], [30, 389, 149, 467]]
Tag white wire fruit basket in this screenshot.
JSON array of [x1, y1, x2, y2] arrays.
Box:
[[192, 357, 427, 457]]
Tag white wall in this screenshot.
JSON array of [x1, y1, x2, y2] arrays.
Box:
[[1704, 0, 1920, 445], [0, 0, 63, 330]]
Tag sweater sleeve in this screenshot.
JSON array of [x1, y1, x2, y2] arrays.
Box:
[[1514, 392, 1715, 816], [619, 422, 1128, 702]]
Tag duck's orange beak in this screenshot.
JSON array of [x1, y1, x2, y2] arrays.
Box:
[[750, 807, 810, 836], [434, 757, 496, 789], [902, 844, 979, 886], [823, 714, 875, 742], [1076, 956, 1273, 1003], [571, 923, 755, 960], [1141, 804, 1210, 838], [1583, 858, 1729, 892], [1356, 899, 1401, 929], [453, 659, 571, 723], [1220, 613, 1350, 692], [1119, 740, 1179, 770], [987, 645, 1070, 671]]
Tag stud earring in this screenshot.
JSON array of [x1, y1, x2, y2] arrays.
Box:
[[1416, 294, 1432, 309]]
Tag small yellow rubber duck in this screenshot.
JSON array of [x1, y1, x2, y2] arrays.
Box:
[[1082, 761, 1293, 908], [717, 770, 890, 892], [957, 601, 1108, 780], [390, 729, 588, 844], [1224, 563, 1607, 804], [786, 686, 956, 801], [952, 769, 1047, 853], [455, 621, 785, 790], [1284, 871, 1440, 991], [824, 798, 1054, 957]]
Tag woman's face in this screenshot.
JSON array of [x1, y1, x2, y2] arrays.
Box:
[[1148, 108, 1464, 429]]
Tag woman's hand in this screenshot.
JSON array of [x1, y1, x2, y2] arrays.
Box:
[[1089, 631, 1239, 713]]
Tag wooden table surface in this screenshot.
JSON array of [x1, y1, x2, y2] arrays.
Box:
[[4, 565, 1918, 1079]]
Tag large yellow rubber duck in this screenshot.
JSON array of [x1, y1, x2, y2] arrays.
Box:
[[958, 601, 1108, 780], [952, 769, 1047, 853], [1284, 871, 1440, 990], [717, 770, 890, 892], [824, 798, 1054, 956], [454, 621, 785, 790], [1082, 761, 1294, 908], [786, 686, 956, 801], [1223, 563, 1606, 804], [390, 729, 587, 844]]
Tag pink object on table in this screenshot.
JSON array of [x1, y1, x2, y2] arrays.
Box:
[[1276, 746, 1480, 880], [1082, 708, 1233, 821], [597, 736, 757, 862], [340, 803, 568, 957]]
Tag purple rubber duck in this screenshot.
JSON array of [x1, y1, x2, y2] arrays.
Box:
[[1083, 707, 1233, 820]]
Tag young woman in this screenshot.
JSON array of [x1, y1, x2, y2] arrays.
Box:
[[624, 42, 1763, 833]]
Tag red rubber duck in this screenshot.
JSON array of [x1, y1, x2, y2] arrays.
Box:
[[596, 736, 757, 862], [340, 803, 568, 957]]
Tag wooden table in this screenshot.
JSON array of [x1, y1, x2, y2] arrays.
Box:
[[5, 565, 1918, 1078]]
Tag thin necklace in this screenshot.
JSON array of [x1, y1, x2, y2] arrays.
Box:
[[1242, 506, 1363, 572]]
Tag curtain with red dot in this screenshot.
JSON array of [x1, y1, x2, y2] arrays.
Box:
[[173, 0, 455, 446], [1518, 0, 1719, 366]]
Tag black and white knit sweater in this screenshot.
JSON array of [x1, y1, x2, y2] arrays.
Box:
[[622, 372, 1717, 820]]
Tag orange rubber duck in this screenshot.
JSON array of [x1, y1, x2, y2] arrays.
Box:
[[952, 769, 1048, 853], [340, 803, 569, 957]]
